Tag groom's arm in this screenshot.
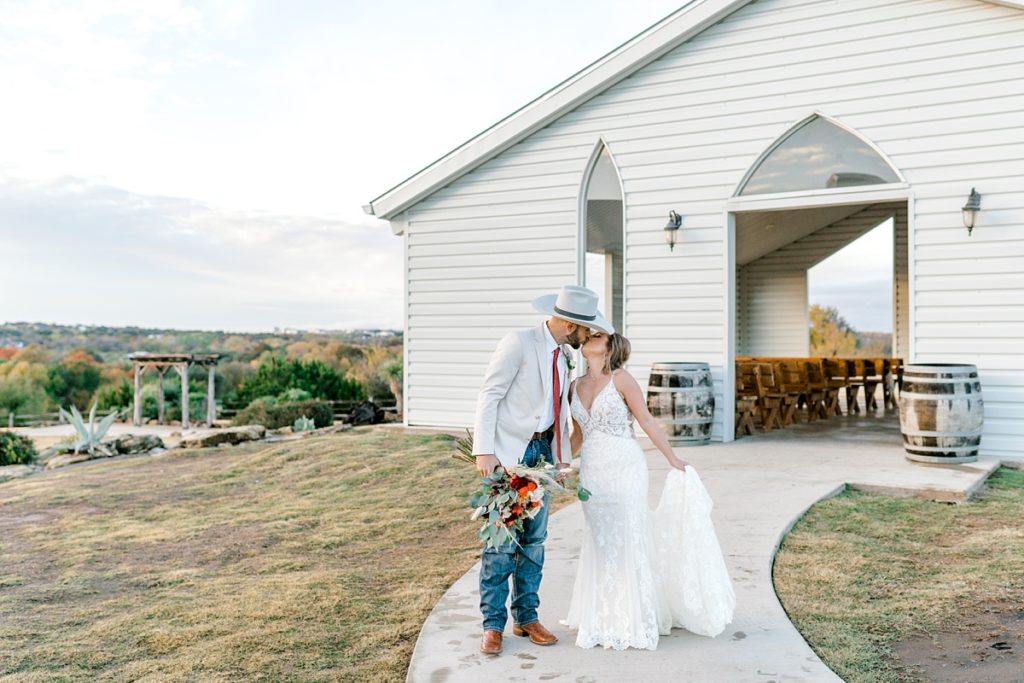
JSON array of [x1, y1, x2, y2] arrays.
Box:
[[472, 331, 523, 466]]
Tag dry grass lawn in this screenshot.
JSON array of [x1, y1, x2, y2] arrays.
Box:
[[773, 467, 1024, 683], [0, 428, 546, 682]]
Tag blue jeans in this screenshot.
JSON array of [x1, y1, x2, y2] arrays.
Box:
[[479, 438, 553, 632]]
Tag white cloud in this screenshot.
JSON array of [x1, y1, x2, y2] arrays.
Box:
[[0, 176, 401, 331], [0, 0, 713, 331]]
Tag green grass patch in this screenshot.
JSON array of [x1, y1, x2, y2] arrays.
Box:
[[773, 467, 1024, 683], [0, 428, 520, 682]]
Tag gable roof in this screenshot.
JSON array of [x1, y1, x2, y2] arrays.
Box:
[[366, 0, 1024, 221]]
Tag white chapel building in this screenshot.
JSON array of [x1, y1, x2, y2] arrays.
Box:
[[367, 0, 1024, 461]]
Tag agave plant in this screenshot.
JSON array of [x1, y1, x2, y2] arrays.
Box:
[[59, 402, 118, 455], [293, 415, 316, 432]]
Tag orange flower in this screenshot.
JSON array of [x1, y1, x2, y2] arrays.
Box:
[[527, 481, 537, 491]]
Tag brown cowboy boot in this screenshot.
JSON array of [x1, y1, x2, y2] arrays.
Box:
[[480, 630, 503, 655], [512, 621, 558, 646]]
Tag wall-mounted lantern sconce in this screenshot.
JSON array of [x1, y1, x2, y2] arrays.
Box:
[[962, 187, 981, 236], [664, 210, 682, 251]]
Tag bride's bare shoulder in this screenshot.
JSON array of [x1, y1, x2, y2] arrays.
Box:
[[611, 368, 641, 391]]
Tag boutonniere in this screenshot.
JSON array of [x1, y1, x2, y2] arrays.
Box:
[[563, 346, 575, 372]]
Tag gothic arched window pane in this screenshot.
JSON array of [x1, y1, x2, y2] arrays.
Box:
[[738, 117, 900, 196], [583, 145, 623, 333]]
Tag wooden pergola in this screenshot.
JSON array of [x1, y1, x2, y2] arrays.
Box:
[[128, 353, 220, 428]]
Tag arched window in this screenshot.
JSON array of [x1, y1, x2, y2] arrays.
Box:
[[737, 115, 901, 196], [581, 143, 624, 332]]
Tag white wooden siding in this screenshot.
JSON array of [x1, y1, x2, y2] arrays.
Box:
[[401, 0, 1024, 458], [738, 266, 807, 357]]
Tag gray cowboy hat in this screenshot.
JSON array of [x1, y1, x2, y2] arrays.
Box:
[[532, 285, 614, 334]]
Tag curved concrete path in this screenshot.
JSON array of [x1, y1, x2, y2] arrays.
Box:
[[408, 416, 1000, 683]]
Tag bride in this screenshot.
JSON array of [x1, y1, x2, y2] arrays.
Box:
[[562, 331, 735, 650]]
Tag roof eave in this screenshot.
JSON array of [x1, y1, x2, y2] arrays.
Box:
[[367, 0, 1024, 222], [367, 0, 750, 221]]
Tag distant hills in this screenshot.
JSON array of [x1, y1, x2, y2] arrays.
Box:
[[0, 322, 402, 363]]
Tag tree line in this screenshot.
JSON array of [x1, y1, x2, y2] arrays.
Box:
[[809, 304, 892, 357], [0, 324, 402, 422]]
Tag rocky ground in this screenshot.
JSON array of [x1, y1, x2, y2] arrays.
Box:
[[1, 421, 353, 483]]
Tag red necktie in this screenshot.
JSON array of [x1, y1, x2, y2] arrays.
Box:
[[552, 347, 562, 465]]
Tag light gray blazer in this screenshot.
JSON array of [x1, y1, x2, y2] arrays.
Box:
[[472, 323, 572, 470]]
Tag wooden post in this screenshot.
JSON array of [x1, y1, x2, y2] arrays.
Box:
[[206, 364, 216, 427], [157, 368, 166, 425], [133, 363, 143, 427], [180, 363, 190, 429], [7, 411, 13, 428]]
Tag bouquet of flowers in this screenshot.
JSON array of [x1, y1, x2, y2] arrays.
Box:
[[454, 430, 591, 550]]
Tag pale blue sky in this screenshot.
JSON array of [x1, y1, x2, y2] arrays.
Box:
[[0, 1, 891, 332]]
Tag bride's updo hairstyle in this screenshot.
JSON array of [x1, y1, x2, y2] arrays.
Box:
[[603, 333, 631, 373]]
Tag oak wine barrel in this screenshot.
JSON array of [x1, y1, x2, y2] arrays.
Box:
[[898, 363, 983, 464], [646, 362, 715, 446]]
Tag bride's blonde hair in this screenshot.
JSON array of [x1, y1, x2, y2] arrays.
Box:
[[603, 333, 631, 373]]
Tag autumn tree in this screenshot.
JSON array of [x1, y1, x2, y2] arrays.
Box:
[[45, 349, 103, 409], [809, 304, 857, 357]]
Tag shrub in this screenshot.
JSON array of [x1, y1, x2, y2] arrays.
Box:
[[280, 388, 313, 402], [96, 379, 134, 412], [236, 358, 364, 403], [233, 399, 334, 430], [0, 431, 37, 466], [45, 352, 103, 410]]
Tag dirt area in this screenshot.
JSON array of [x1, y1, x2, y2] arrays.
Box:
[[892, 604, 1024, 683]]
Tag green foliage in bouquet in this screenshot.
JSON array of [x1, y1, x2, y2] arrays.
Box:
[[0, 431, 37, 466], [454, 429, 592, 550], [453, 429, 474, 462], [452, 428, 589, 501]]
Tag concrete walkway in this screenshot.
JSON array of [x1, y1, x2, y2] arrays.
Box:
[[407, 415, 1001, 683]]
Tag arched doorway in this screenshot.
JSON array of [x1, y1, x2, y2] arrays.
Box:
[[579, 141, 625, 333], [725, 113, 911, 439]]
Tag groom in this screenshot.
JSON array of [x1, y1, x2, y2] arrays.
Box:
[[472, 285, 613, 655]]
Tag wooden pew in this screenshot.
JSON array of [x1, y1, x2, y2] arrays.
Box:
[[735, 371, 757, 437]]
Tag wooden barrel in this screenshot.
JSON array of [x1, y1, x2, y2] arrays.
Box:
[[646, 362, 715, 446], [898, 363, 983, 463]]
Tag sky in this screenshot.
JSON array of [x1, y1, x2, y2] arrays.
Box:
[[809, 220, 893, 333], [0, 0, 891, 334]]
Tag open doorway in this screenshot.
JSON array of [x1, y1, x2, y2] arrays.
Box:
[[808, 217, 894, 358], [722, 112, 913, 440], [731, 200, 908, 436]]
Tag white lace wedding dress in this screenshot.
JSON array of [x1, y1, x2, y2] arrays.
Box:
[[562, 379, 736, 650]]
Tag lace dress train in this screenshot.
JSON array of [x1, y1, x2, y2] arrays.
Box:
[[563, 380, 735, 650]]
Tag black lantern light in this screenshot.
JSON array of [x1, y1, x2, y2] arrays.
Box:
[[664, 210, 682, 251], [962, 187, 981, 236]]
